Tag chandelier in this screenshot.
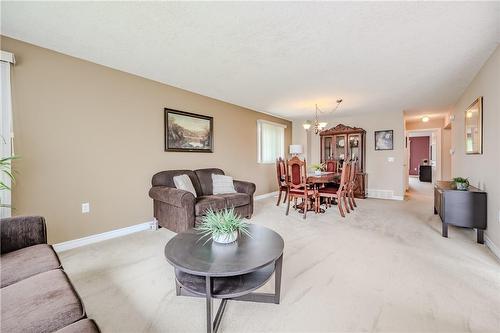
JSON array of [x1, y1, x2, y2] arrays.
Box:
[[303, 99, 343, 134]]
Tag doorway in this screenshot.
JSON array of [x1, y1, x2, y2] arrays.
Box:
[[409, 136, 430, 176], [406, 128, 441, 185]]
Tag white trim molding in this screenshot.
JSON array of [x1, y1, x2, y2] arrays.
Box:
[[0, 51, 15, 64], [254, 191, 279, 201], [485, 235, 500, 261], [367, 189, 404, 201], [53, 219, 157, 252]]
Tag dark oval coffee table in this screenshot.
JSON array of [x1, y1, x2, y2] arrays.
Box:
[[165, 224, 284, 333]]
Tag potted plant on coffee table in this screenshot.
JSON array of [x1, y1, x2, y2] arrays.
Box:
[[196, 208, 251, 244], [453, 177, 469, 191]]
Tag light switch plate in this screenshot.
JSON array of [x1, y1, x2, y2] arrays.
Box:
[[81, 202, 90, 214], [388, 157, 395, 162]]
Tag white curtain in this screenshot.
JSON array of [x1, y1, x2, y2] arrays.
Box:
[[1, 51, 14, 218], [258, 120, 285, 164]]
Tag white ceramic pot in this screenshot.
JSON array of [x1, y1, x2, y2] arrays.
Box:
[[455, 182, 468, 191], [315, 170, 322, 176], [212, 231, 238, 244]]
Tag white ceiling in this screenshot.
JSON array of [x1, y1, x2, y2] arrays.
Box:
[[2, 2, 499, 119]]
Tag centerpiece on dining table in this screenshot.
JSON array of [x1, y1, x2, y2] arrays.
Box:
[[310, 163, 325, 176], [196, 208, 251, 244]]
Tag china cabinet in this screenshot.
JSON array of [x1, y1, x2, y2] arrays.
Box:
[[320, 124, 367, 198]]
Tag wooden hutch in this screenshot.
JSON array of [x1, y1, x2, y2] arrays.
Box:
[[319, 124, 367, 198]]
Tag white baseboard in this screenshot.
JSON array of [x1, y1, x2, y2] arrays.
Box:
[[53, 219, 157, 252], [367, 189, 404, 201], [485, 235, 500, 261], [254, 191, 278, 201]]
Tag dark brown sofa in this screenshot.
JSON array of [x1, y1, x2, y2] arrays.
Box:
[[149, 168, 256, 233], [0, 216, 100, 333]]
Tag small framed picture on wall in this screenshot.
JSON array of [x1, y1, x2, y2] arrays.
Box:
[[374, 130, 394, 150]]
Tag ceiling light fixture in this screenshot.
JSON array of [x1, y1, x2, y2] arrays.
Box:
[[303, 99, 343, 134], [421, 116, 430, 123]]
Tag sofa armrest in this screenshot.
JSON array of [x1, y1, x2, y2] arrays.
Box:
[[0, 216, 47, 254], [149, 186, 196, 208], [234, 180, 256, 196]]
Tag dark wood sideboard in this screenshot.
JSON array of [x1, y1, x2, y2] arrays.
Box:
[[434, 181, 487, 244]]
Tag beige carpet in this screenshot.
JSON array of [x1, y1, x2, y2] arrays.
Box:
[[58, 179, 500, 332]]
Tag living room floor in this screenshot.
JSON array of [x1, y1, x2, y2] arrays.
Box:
[[58, 180, 500, 332]]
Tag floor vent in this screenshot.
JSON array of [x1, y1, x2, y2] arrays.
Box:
[[367, 189, 395, 200]]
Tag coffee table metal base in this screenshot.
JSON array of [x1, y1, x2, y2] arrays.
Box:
[[174, 254, 283, 333]]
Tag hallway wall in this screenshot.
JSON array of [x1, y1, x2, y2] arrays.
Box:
[[451, 45, 500, 251]]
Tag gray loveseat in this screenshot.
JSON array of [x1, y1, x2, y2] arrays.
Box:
[[0, 216, 99, 333], [149, 168, 256, 233]]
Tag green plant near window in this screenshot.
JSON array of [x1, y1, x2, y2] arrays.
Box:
[[196, 208, 251, 244], [0, 156, 17, 208], [452, 177, 469, 191]]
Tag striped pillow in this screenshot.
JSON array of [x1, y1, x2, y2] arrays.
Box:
[[212, 174, 237, 194], [173, 174, 197, 197]]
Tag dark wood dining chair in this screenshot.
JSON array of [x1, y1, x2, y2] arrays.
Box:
[[317, 161, 350, 217], [275, 157, 288, 206], [347, 160, 357, 210], [285, 156, 316, 219]]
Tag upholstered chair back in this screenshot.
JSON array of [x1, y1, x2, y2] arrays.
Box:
[[287, 156, 307, 189]]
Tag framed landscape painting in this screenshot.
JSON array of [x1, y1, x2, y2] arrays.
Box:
[[374, 130, 394, 150], [165, 108, 213, 152]]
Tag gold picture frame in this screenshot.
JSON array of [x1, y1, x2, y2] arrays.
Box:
[[465, 97, 483, 155]]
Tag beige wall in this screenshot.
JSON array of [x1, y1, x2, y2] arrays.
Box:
[[1, 36, 291, 243], [451, 45, 500, 250], [406, 117, 452, 181], [293, 110, 406, 198]]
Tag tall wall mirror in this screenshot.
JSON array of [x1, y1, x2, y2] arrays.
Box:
[[465, 97, 483, 154]]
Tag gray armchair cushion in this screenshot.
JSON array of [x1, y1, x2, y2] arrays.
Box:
[[1, 216, 47, 254], [195, 196, 226, 216], [1, 244, 61, 288], [194, 168, 224, 195], [151, 170, 202, 196], [149, 186, 196, 208], [1, 269, 85, 333], [55, 319, 100, 333], [233, 180, 256, 196], [216, 193, 251, 208]]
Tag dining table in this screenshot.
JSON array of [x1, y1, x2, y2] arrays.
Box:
[[295, 171, 341, 213], [306, 171, 341, 185]]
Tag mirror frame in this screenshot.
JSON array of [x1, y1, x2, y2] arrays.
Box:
[[464, 97, 483, 155]]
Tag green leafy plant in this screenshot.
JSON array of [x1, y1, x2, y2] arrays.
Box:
[[452, 177, 469, 185], [0, 156, 17, 208], [196, 208, 251, 243], [310, 163, 325, 172]]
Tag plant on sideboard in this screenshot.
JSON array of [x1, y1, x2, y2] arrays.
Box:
[[452, 177, 469, 191], [196, 208, 251, 244]]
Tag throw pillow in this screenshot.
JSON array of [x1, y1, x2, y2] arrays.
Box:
[[173, 174, 197, 197], [212, 174, 237, 194]]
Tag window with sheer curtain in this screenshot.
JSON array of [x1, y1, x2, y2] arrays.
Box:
[[257, 120, 285, 164], [1, 51, 15, 218]]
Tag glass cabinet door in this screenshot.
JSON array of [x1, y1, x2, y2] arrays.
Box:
[[349, 134, 361, 161], [333, 135, 347, 161], [323, 136, 333, 161]]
